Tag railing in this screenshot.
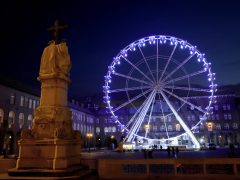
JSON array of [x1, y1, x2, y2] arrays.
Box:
[[98, 158, 240, 179]]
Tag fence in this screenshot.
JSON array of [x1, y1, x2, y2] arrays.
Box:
[[98, 158, 240, 179]]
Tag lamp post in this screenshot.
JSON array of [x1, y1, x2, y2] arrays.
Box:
[[86, 133, 93, 152]]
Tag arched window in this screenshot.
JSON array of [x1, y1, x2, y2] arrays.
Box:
[[19, 113, 24, 128], [73, 123, 76, 130], [176, 124, 181, 131], [112, 126, 116, 132], [168, 125, 173, 131], [160, 125, 165, 131], [104, 127, 108, 133], [96, 127, 100, 133], [8, 111, 15, 128], [77, 123, 80, 130], [224, 123, 229, 130], [81, 124, 83, 132], [0, 109, 4, 125]]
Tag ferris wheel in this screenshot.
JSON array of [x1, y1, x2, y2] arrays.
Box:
[[103, 35, 217, 149]]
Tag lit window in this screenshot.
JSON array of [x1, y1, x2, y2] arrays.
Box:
[[104, 127, 108, 133], [96, 127, 100, 133], [153, 125, 157, 131], [112, 126, 116, 132], [232, 123, 238, 129], [0, 109, 4, 125], [223, 105, 227, 111], [19, 113, 24, 129], [33, 100, 36, 109], [176, 124, 181, 131], [224, 114, 228, 120], [27, 114, 33, 121], [168, 116, 171, 122], [160, 125, 165, 131], [81, 125, 83, 132], [224, 123, 229, 130], [29, 99, 32, 109], [8, 111, 15, 128], [207, 122, 213, 131], [168, 125, 173, 131], [10, 94, 15, 105], [215, 123, 221, 130], [227, 104, 231, 110], [228, 114, 232, 120], [20, 96, 24, 106]]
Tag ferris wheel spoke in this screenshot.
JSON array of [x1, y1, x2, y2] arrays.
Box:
[[164, 69, 206, 85], [162, 88, 207, 114], [164, 85, 211, 93], [113, 88, 152, 112], [145, 94, 156, 138], [162, 54, 195, 82], [122, 57, 155, 84], [109, 85, 151, 93], [125, 90, 156, 142], [112, 72, 152, 86], [159, 43, 178, 82], [158, 94, 169, 139], [160, 90, 200, 148], [138, 46, 156, 83]]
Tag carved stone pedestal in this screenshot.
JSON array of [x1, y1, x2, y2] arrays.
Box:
[[9, 41, 84, 177]]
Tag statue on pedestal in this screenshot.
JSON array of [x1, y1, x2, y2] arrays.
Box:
[[9, 20, 82, 175]]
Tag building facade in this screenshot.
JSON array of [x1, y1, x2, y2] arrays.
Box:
[[0, 82, 240, 155]]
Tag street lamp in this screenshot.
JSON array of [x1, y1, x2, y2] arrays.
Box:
[[86, 133, 93, 152]]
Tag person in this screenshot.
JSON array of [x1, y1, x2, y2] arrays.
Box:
[[229, 143, 235, 156], [176, 147, 179, 158], [167, 147, 171, 158], [172, 147, 175, 158], [148, 149, 153, 159], [143, 149, 147, 159], [160, 145, 163, 151]]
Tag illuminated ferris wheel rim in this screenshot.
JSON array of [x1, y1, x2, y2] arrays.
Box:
[[103, 35, 217, 146]]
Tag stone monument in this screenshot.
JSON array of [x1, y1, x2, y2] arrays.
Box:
[[9, 20, 82, 176]]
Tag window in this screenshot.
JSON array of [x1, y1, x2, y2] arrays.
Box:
[[214, 105, 218, 111], [224, 123, 229, 130], [29, 99, 32, 109], [211, 115, 215, 120], [104, 118, 107, 124], [232, 123, 238, 130], [228, 114, 232, 120], [207, 123, 213, 131], [215, 114, 219, 120], [187, 115, 191, 121], [8, 111, 15, 128], [112, 126, 116, 132], [96, 127, 100, 133], [160, 125, 165, 131], [200, 123, 204, 130], [104, 127, 109, 133], [168, 125, 173, 131], [25, 97, 29, 107], [215, 123, 221, 130], [10, 94, 15, 105], [73, 123, 76, 130], [176, 124, 181, 131], [224, 114, 228, 120], [153, 125, 157, 131], [33, 100, 36, 109], [0, 109, 4, 124], [96, 118, 99, 124], [191, 115, 195, 121], [19, 113, 24, 128], [20, 96, 24, 106], [223, 105, 227, 111], [28, 114, 33, 121], [168, 116, 171, 122], [227, 104, 231, 110]]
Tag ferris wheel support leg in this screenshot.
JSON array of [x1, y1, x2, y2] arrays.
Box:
[[160, 91, 200, 149]]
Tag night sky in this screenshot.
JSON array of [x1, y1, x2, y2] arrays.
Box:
[[1, 0, 240, 97]]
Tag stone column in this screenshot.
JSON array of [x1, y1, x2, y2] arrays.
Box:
[[10, 42, 81, 174]]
